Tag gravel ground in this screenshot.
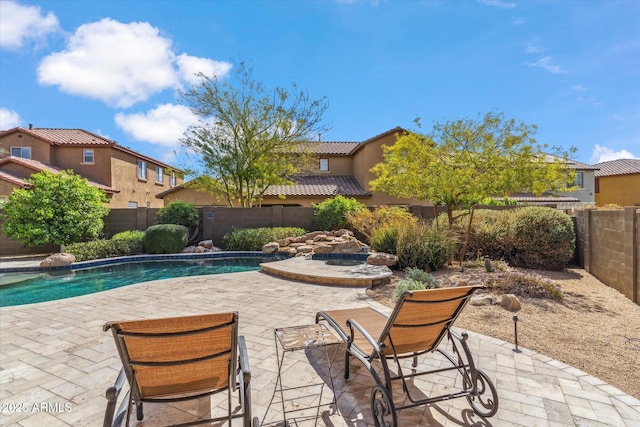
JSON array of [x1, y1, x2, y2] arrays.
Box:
[[367, 265, 640, 400]]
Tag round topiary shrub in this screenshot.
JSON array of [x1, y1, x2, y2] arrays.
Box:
[[144, 224, 189, 254], [111, 230, 146, 254]]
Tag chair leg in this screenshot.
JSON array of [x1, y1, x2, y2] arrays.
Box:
[[136, 402, 143, 421], [344, 350, 350, 379]]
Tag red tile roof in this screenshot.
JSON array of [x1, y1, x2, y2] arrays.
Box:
[[0, 156, 119, 194], [0, 127, 184, 172], [594, 159, 640, 177], [264, 175, 370, 197]]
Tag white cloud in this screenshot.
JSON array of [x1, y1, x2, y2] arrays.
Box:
[[37, 18, 178, 108], [526, 56, 567, 74], [0, 0, 59, 50], [571, 84, 587, 92], [0, 107, 22, 129], [511, 17, 525, 26], [176, 54, 232, 85], [590, 144, 639, 163], [114, 103, 199, 147], [478, 0, 516, 9], [525, 44, 548, 54]]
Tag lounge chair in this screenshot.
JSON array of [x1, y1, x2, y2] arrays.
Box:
[[316, 285, 498, 426], [103, 312, 259, 427]]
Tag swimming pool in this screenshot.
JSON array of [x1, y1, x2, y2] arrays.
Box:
[[0, 254, 282, 307]]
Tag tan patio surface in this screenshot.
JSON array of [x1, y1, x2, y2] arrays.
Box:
[[1, 266, 639, 426]]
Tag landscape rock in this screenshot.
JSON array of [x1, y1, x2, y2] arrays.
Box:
[[501, 294, 522, 311], [198, 240, 214, 249], [366, 252, 397, 267], [262, 242, 279, 254], [470, 294, 496, 306], [40, 253, 75, 268]]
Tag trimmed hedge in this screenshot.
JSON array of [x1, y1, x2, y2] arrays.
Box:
[[144, 224, 189, 254], [111, 230, 146, 254], [67, 239, 133, 262], [223, 227, 306, 251]]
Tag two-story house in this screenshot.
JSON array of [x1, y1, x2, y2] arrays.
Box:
[[0, 126, 184, 208], [594, 159, 640, 207], [156, 127, 433, 207]]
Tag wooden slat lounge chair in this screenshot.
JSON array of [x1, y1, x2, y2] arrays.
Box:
[[316, 285, 498, 426], [103, 312, 259, 427]]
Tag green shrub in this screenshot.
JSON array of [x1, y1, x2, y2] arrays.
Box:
[[67, 239, 132, 262], [144, 224, 189, 254], [223, 227, 306, 251], [508, 207, 575, 271], [346, 206, 417, 244], [396, 222, 457, 271], [154, 201, 200, 228], [395, 279, 427, 300], [404, 267, 438, 288], [312, 195, 366, 230], [371, 224, 401, 254], [111, 230, 146, 254]]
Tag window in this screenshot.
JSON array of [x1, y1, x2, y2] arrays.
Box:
[[170, 173, 176, 187], [128, 201, 138, 209], [572, 172, 584, 188], [83, 149, 94, 164], [10, 147, 31, 159], [155, 167, 163, 183], [319, 158, 329, 172], [137, 160, 147, 180]]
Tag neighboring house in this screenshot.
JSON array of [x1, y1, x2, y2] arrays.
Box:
[[594, 159, 640, 207], [156, 127, 433, 207], [508, 157, 599, 208], [0, 126, 184, 208]]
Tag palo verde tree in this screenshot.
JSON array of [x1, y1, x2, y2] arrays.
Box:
[[370, 112, 574, 263], [2, 170, 109, 251], [180, 62, 330, 207]]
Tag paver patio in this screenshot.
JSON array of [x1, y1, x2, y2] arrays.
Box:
[[1, 269, 639, 426]]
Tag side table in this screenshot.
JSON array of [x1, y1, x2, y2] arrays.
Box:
[[273, 323, 343, 426]]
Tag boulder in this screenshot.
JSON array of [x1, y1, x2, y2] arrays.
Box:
[[501, 294, 522, 311], [276, 238, 290, 247], [470, 294, 496, 306], [313, 234, 327, 242], [262, 242, 279, 254], [366, 252, 397, 267], [295, 245, 314, 254], [193, 246, 207, 253], [312, 243, 335, 254], [337, 238, 361, 253], [40, 253, 75, 268], [305, 231, 325, 240], [182, 246, 197, 253], [198, 240, 214, 249]]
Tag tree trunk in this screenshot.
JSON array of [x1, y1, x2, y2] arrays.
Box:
[[459, 205, 476, 267]]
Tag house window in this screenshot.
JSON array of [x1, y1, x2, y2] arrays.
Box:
[[155, 167, 163, 184], [10, 146, 31, 159], [572, 172, 584, 188], [170, 173, 176, 187], [83, 149, 94, 164], [128, 201, 138, 209], [319, 158, 329, 172], [137, 160, 147, 180]]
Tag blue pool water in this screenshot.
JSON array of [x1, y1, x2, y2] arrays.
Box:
[[0, 256, 279, 307]]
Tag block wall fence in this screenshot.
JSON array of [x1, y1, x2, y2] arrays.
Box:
[[2, 205, 638, 303]]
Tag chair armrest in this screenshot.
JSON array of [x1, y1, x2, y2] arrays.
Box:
[[103, 368, 126, 427], [252, 416, 261, 427], [346, 318, 381, 354], [238, 335, 251, 384]]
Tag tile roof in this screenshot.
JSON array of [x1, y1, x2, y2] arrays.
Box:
[[594, 159, 640, 177], [303, 141, 360, 155], [0, 127, 184, 172], [541, 154, 599, 170], [0, 156, 119, 193], [264, 175, 370, 197], [508, 193, 580, 203]]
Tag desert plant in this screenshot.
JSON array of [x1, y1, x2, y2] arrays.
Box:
[[346, 205, 417, 244], [223, 227, 306, 251], [404, 267, 438, 288], [144, 224, 189, 254], [396, 222, 457, 271], [508, 207, 575, 270], [486, 267, 564, 300], [312, 195, 366, 230], [111, 230, 146, 254], [371, 224, 401, 255]]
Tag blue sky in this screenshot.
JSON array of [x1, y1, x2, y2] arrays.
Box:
[[1, 0, 638, 168]]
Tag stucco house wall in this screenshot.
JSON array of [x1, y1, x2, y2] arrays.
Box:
[[596, 174, 640, 207]]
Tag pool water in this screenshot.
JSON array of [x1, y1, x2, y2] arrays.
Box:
[[0, 257, 276, 307]]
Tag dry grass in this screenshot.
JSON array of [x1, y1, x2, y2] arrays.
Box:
[[367, 265, 640, 399]]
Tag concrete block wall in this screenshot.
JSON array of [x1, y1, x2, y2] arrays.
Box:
[[576, 207, 638, 303]]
